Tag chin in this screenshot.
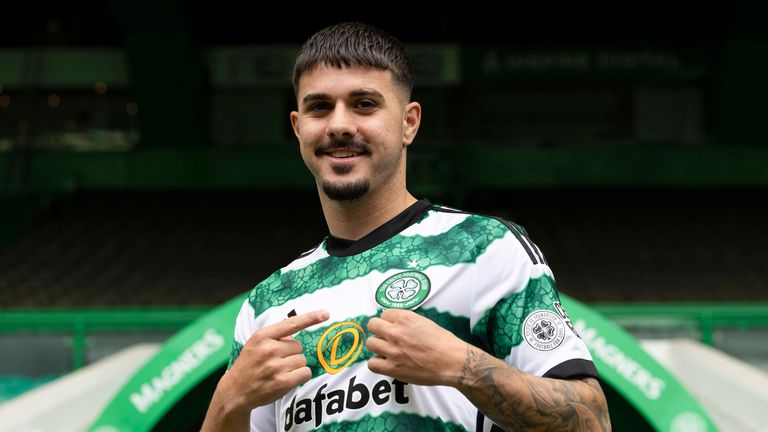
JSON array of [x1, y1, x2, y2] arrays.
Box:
[[321, 179, 370, 201]]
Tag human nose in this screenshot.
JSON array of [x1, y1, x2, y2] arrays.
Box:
[[325, 105, 356, 140]]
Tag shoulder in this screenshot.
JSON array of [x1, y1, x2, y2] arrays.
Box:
[[245, 240, 329, 315], [423, 203, 545, 266]]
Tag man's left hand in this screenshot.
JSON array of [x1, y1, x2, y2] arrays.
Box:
[[366, 309, 466, 386]]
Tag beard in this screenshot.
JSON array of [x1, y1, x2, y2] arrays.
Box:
[[321, 179, 370, 201]]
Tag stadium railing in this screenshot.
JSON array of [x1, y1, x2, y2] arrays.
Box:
[[0, 303, 767, 372]]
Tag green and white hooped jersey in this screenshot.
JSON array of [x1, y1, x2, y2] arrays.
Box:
[[228, 199, 597, 432]]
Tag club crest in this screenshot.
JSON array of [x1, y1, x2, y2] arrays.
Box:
[[523, 309, 566, 351], [375, 271, 431, 309]]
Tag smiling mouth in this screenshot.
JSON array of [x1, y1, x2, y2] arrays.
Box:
[[324, 149, 366, 158], [315, 141, 371, 159]]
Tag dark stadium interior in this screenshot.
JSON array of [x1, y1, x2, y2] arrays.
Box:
[[1, 5, 768, 428], [2, 3, 767, 307], [0, 188, 765, 307], [0, 3, 735, 47]]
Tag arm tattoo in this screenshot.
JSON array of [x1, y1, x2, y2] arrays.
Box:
[[457, 345, 611, 431], [457, 344, 478, 387]]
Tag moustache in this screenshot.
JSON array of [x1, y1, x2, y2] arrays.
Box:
[[314, 140, 371, 157]]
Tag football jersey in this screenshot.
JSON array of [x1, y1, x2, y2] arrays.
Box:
[[228, 199, 597, 431]]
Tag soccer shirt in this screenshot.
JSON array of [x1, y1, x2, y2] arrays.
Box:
[[228, 199, 597, 431]]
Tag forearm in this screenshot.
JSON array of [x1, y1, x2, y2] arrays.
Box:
[[201, 374, 251, 432], [455, 344, 610, 431]]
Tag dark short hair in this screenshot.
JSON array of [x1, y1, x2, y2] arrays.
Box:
[[292, 22, 413, 101]]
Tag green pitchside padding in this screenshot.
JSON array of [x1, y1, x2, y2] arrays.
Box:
[[87, 295, 244, 432], [560, 295, 717, 432], [89, 294, 716, 432]]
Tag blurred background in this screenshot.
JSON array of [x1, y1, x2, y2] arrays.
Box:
[[0, 2, 767, 429]]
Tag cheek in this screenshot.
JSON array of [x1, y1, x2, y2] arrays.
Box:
[[370, 117, 402, 144], [299, 122, 322, 140], [297, 124, 324, 151]]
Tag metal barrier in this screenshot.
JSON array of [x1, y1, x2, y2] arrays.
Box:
[[0, 308, 209, 369], [1, 303, 767, 371]]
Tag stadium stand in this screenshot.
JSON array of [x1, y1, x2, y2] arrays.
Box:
[[481, 188, 768, 302], [0, 188, 765, 307], [0, 191, 325, 307]]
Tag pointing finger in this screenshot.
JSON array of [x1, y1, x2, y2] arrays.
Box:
[[260, 310, 330, 340]]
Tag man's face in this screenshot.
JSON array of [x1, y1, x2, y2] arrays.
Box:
[[290, 64, 420, 201]]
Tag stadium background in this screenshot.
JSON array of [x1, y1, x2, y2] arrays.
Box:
[[0, 2, 767, 431]]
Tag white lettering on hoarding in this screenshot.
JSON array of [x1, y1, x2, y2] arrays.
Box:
[[130, 328, 225, 413], [574, 320, 666, 400]]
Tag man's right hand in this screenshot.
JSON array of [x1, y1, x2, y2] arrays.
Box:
[[201, 309, 330, 431]]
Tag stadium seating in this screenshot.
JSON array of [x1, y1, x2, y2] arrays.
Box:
[[0, 189, 765, 307]]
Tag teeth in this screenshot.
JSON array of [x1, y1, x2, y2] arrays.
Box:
[[329, 151, 357, 158]]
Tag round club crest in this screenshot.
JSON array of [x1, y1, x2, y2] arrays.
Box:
[[376, 271, 431, 309], [523, 309, 566, 351]]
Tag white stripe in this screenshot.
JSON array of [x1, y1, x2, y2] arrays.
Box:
[[517, 232, 542, 264], [470, 231, 532, 328], [401, 210, 470, 237], [283, 243, 330, 271], [530, 241, 547, 264]]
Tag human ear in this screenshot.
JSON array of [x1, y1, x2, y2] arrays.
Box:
[[402, 102, 421, 146], [290, 111, 300, 139]]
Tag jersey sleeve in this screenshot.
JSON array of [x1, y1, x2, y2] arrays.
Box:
[[227, 296, 278, 431], [470, 219, 597, 380], [249, 404, 277, 432], [227, 297, 253, 370]]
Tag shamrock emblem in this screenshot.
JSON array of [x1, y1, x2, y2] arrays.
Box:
[[386, 278, 419, 302], [533, 320, 555, 341]]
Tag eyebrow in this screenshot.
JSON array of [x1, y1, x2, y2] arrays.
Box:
[[301, 88, 385, 107]]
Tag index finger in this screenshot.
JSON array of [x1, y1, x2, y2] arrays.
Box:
[[260, 310, 330, 340]]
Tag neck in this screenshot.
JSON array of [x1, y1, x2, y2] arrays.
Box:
[[319, 186, 417, 241]]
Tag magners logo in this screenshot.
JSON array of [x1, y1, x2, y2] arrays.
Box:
[[316, 321, 365, 375]]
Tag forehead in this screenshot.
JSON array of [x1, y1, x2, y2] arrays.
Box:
[[296, 64, 400, 101]]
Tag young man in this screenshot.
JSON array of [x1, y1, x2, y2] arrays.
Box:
[[203, 22, 611, 431]]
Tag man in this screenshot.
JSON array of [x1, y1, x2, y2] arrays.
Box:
[[202, 22, 611, 431]]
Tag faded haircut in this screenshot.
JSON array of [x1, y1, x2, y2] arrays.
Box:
[[292, 22, 413, 101]]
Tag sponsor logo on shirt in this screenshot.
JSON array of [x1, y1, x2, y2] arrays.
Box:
[[375, 271, 431, 309], [317, 321, 366, 375], [523, 310, 566, 351], [284, 376, 409, 430]]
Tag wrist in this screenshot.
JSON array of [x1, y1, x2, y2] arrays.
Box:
[[451, 344, 520, 394], [214, 373, 251, 418], [201, 373, 251, 432], [452, 343, 478, 392]]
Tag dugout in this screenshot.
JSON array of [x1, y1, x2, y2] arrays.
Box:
[[86, 294, 716, 432]]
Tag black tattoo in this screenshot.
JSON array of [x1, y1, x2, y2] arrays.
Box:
[[457, 345, 611, 431], [457, 343, 477, 387]]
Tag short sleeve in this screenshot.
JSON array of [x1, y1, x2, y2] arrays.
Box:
[[470, 219, 597, 380], [227, 296, 278, 431], [227, 297, 254, 370]]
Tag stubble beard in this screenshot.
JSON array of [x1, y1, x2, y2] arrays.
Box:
[[316, 141, 404, 202], [322, 179, 370, 201], [321, 164, 370, 201]]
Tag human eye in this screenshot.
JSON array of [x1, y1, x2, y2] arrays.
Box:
[[355, 99, 377, 110], [306, 102, 331, 112]]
